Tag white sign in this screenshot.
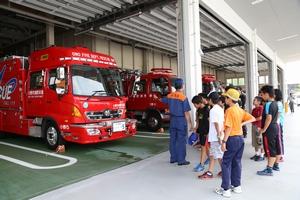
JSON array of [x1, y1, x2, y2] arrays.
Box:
[[112, 121, 126, 132]]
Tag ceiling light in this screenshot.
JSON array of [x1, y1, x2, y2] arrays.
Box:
[[276, 34, 299, 42], [251, 0, 264, 5]]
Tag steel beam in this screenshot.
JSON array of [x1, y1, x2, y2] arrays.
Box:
[[76, 0, 176, 35], [202, 42, 244, 53]]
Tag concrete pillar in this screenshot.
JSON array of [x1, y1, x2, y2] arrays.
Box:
[[269, 53, 278, 88], [46, 23, 55, 47], [177, 0, 202, 116], [245, 30, 259, 111], [280, 69, 288, 102], [283, 70, 288, 102]]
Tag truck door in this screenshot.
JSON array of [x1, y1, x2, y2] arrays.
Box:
[[45, 68, 65, 118], [127, 78, 147, 111], [26, 70, 45, 117]]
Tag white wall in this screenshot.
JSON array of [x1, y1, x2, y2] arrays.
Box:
[[54, 31, 178, 73]]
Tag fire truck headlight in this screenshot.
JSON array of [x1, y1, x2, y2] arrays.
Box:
[[87, 128, 101, 136], [72, 106, 82, 118]]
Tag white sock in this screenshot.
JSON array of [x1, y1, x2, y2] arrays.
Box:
[[260, 152, 264, 157]]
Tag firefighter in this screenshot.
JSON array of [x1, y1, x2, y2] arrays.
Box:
[[161, 78, 193, 165]]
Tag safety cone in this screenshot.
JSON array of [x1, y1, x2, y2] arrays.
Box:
[[56, 145, 65, 153]]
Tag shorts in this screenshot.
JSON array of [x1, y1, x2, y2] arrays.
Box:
[[198, 133, 208, 146], [209, 141, 223, 159], [263, 124, 281, 157], [251, 126, 263, 148]]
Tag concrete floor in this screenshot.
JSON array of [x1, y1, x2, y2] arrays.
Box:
[[33, 107, 300, 200]]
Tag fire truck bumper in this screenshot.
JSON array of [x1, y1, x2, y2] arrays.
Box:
[[64, 119, 137, 144]]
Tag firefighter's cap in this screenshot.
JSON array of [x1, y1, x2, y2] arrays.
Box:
[[175, 78, 184, 89]]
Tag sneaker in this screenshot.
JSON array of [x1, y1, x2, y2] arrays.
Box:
[[193, 163, 204, 172], [255, 156, 265, 161], [273, 164, 280, 171], [170, 160, 177, 164], [215, 187, 231, 198], [198, 171, 213, 179], [178, 161, 190, 166], [231, 186, 242, 194], [257, 167, 273, 176], [250, 155, 258, 160], [204, 158, 210, 165]]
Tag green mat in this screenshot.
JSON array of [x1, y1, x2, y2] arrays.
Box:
[[0, 132, 169, 200]]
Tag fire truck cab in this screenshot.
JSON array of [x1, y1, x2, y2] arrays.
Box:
[[121, 68, 176, 131], [0, 46, 137, 149]]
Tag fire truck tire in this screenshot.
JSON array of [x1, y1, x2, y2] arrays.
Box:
[[44, 121, 65, 150], [146, 112, 162, 132]]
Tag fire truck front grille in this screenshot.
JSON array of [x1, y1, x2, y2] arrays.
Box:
[[86, 110, 121, 120]]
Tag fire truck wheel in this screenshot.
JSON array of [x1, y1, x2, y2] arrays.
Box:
[[44, 121, 64, 150], [146, 112, 162, 132]]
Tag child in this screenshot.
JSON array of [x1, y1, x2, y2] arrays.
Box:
[[218, 96, 225, 109], [251, 96, 264, 161], [192, 95, 209, 172], [198, 93, 210, 107], [274, 89, 284, 163], [257, 85, 280, 176], [215, 88, 254, 197], [198, 92, 223, 179]]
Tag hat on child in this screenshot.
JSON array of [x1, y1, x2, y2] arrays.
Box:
[[222, 88, 240, 101]]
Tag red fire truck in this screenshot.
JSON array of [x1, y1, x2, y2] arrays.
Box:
[[0, 46, 137, 149], [121, 68, 176, 131], [202, 73, 221, 94], [121, 68, 220, 131]]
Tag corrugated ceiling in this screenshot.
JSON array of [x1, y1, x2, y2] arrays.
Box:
[[7, 0, 270, 72]]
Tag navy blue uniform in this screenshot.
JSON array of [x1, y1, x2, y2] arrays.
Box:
[[162, 91, 191, 164]]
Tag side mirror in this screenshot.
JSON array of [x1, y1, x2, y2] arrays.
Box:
[[57, 67, 65, 80]]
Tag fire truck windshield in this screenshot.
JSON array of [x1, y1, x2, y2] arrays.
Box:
[[71, 65, 124, 97]]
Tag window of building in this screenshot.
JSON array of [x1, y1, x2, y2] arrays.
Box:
[[232, 78, 238, 86], [259, 76, 269, 84], [226, 79, 232, 85], [238, 78, 245, 86], [265, 76, 269, 84], [226, 77, 245, 86]]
